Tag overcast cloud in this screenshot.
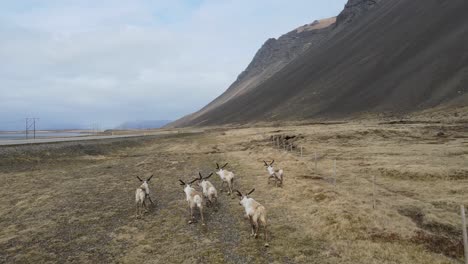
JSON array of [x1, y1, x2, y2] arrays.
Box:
[[0, 0, 347, 129]]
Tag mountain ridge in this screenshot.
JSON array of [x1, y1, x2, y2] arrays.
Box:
[[169, 0, 467, 127]]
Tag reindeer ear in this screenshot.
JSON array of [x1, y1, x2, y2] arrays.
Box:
[[136, 176, 143, 182], [235, 190, 243, 197], [147, 174, 154, 182], [205, 173, 213, 179], [179, 180, 185, 186], [222, 163, 228, 169], [247, 188, 255, 195]]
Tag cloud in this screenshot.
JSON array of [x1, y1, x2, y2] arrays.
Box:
[[0, 0, 347, 129]]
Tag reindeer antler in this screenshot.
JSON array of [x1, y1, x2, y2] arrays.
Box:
[[270, 160, 275, 166], [235, 190, 243, 197], [263, 161, 268, 166], [247, 188, 255, 195], [147, 174, 154, 182], [216, 163, 220, 169], [204, 173, 213, 180], [222, 163, 228, 169], [189, 178, 198, 184], [136, 176, 143, 182], [179, 179, 186, 186]]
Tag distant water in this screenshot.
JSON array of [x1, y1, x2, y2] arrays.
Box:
[[0, 132, 91, 140]]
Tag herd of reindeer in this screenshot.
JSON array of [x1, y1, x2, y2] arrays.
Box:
[[134, 161, 284, 247]]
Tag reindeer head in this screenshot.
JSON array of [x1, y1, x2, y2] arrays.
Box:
[[179, 178, 198, 191], [137, 174, 153, 194], [236, 188, 255, 206], [196, 172, 213, 187], [215, 163, 229, 175], [264, 160, 275, 174]]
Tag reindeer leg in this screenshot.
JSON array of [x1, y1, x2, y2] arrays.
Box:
[[264, 221, 269, 247], [135, 203, 139, 218], [188, 203, 195, 224], [268, 175, 275, 184], [200, 206, 205, 226], [228, 179, 234, 196], [189, 206, 195, 224], [226, 181, 231, 195], [148, 196, 155, 206], [254, 222, 260, 239], [248, 216, 255, 237]]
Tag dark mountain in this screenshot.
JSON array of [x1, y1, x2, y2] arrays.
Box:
[[170, 0, 468, 127]]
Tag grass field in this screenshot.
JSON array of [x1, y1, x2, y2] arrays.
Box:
[[0, 121, 467, 263]]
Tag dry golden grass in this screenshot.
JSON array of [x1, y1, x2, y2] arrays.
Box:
[[0, 121, 466, 263]]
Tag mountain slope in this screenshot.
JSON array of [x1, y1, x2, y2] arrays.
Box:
[[171, 0, 468, 127], [169, 16, 338, 127], [116, 120, 172, 130]]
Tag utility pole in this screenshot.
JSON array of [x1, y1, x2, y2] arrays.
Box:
[[25, 117, 39, 140], [25, 118, 28, 139], [33, 118, 39, 139]]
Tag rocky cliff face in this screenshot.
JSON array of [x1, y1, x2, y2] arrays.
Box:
[[168, 17, 337, 127], [238, 17, 336, 81], [169, 0, 467, 127], [336, 0, 382, 25], [169, 0, 385, 128]]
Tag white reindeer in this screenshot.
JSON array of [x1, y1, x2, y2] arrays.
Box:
[[135, 174, 155, 217], [179, 178, 205, 225], [196, 172, 218, 208], [264, 160, 283, 187], [236, 188, 269, 247], [215, 163, 235, 195]]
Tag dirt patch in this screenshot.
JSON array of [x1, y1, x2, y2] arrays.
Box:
[[398, 206, 463, 258]]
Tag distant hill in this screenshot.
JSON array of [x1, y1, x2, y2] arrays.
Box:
[[169, 0, 468, 127], [116, 120, 172, 130]]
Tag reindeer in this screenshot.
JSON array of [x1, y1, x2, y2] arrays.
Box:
[[264, 160, 283, 187], [196, 172, 218, 208], [236, 189, 269, 247], [179, 178, 205, 225], [215, 163, 235, 195], [135, 174, 155, 217]]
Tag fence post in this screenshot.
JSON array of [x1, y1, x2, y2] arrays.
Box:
[[373, 175, 376, 209], [461, 205, 468, 264], [333, 159, 336, 186], [314, 151, 317, 171]]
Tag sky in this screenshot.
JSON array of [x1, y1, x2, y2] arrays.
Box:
[[0, 0, 347, 130]]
